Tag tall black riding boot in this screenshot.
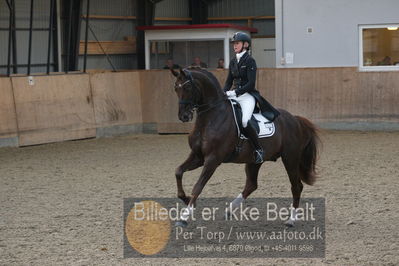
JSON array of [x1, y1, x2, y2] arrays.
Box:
[[242, 124, 264, 164]]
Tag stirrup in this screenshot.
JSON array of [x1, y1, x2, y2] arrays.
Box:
[[254, 149, 264, 164]]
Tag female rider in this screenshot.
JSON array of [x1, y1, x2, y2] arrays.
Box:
[[223, 32, 279, 164]]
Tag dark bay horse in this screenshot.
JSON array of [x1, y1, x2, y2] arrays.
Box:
[[171, 67, 320, 226]]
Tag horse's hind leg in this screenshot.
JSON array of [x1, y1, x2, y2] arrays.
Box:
[[175, 151, 203, 205], [227, 163, 261, 217], [282, 155, 303, 227]]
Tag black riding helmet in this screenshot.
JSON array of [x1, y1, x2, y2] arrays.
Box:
[[231, 32, 251, 48]]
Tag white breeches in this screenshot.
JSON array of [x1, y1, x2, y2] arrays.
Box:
[[230, 92, 255, 128]]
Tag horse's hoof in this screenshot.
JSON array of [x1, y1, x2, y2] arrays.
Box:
[[175, 220, 188, 227], [178, 196, 192, 206], [285, 219, 295, 227]]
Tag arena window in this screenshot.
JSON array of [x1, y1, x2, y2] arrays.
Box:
[[359, 24, 399, 71], [149, 40, 224, 69]]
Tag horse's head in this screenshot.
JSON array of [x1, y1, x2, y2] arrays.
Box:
[[171, 68, 201, 122]]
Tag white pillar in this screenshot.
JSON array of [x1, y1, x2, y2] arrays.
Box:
[[145, 37, 150, 70], [224, 37, 230, 69], [275, 0, 284, 68]]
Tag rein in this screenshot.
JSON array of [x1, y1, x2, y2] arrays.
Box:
[[196, 98, 226, 115], [178, 70, 226, 116]]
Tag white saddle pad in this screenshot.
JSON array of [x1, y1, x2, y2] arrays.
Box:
[[229, 99, 275, 139], [251, 113, 275, 138]]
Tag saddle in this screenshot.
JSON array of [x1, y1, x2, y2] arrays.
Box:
[[229, 99, 275, 139]]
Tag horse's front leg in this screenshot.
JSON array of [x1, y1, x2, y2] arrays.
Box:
[[175, 151, 204, 205], [176, 155, 221, 227]]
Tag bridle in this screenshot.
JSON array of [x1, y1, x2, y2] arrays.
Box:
[[177, 70, 226, 116]]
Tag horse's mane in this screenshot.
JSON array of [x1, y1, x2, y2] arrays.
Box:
[[186, 66, 222, 90]]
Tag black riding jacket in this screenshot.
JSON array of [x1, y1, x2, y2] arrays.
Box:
[[222, 51, 281, 121], [223, 51, 257, 97]]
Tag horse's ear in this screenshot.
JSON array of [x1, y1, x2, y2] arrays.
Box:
[[171, 68, 179, 77]]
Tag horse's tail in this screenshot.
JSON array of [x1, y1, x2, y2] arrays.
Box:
[[295, 116, 320, 186]]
